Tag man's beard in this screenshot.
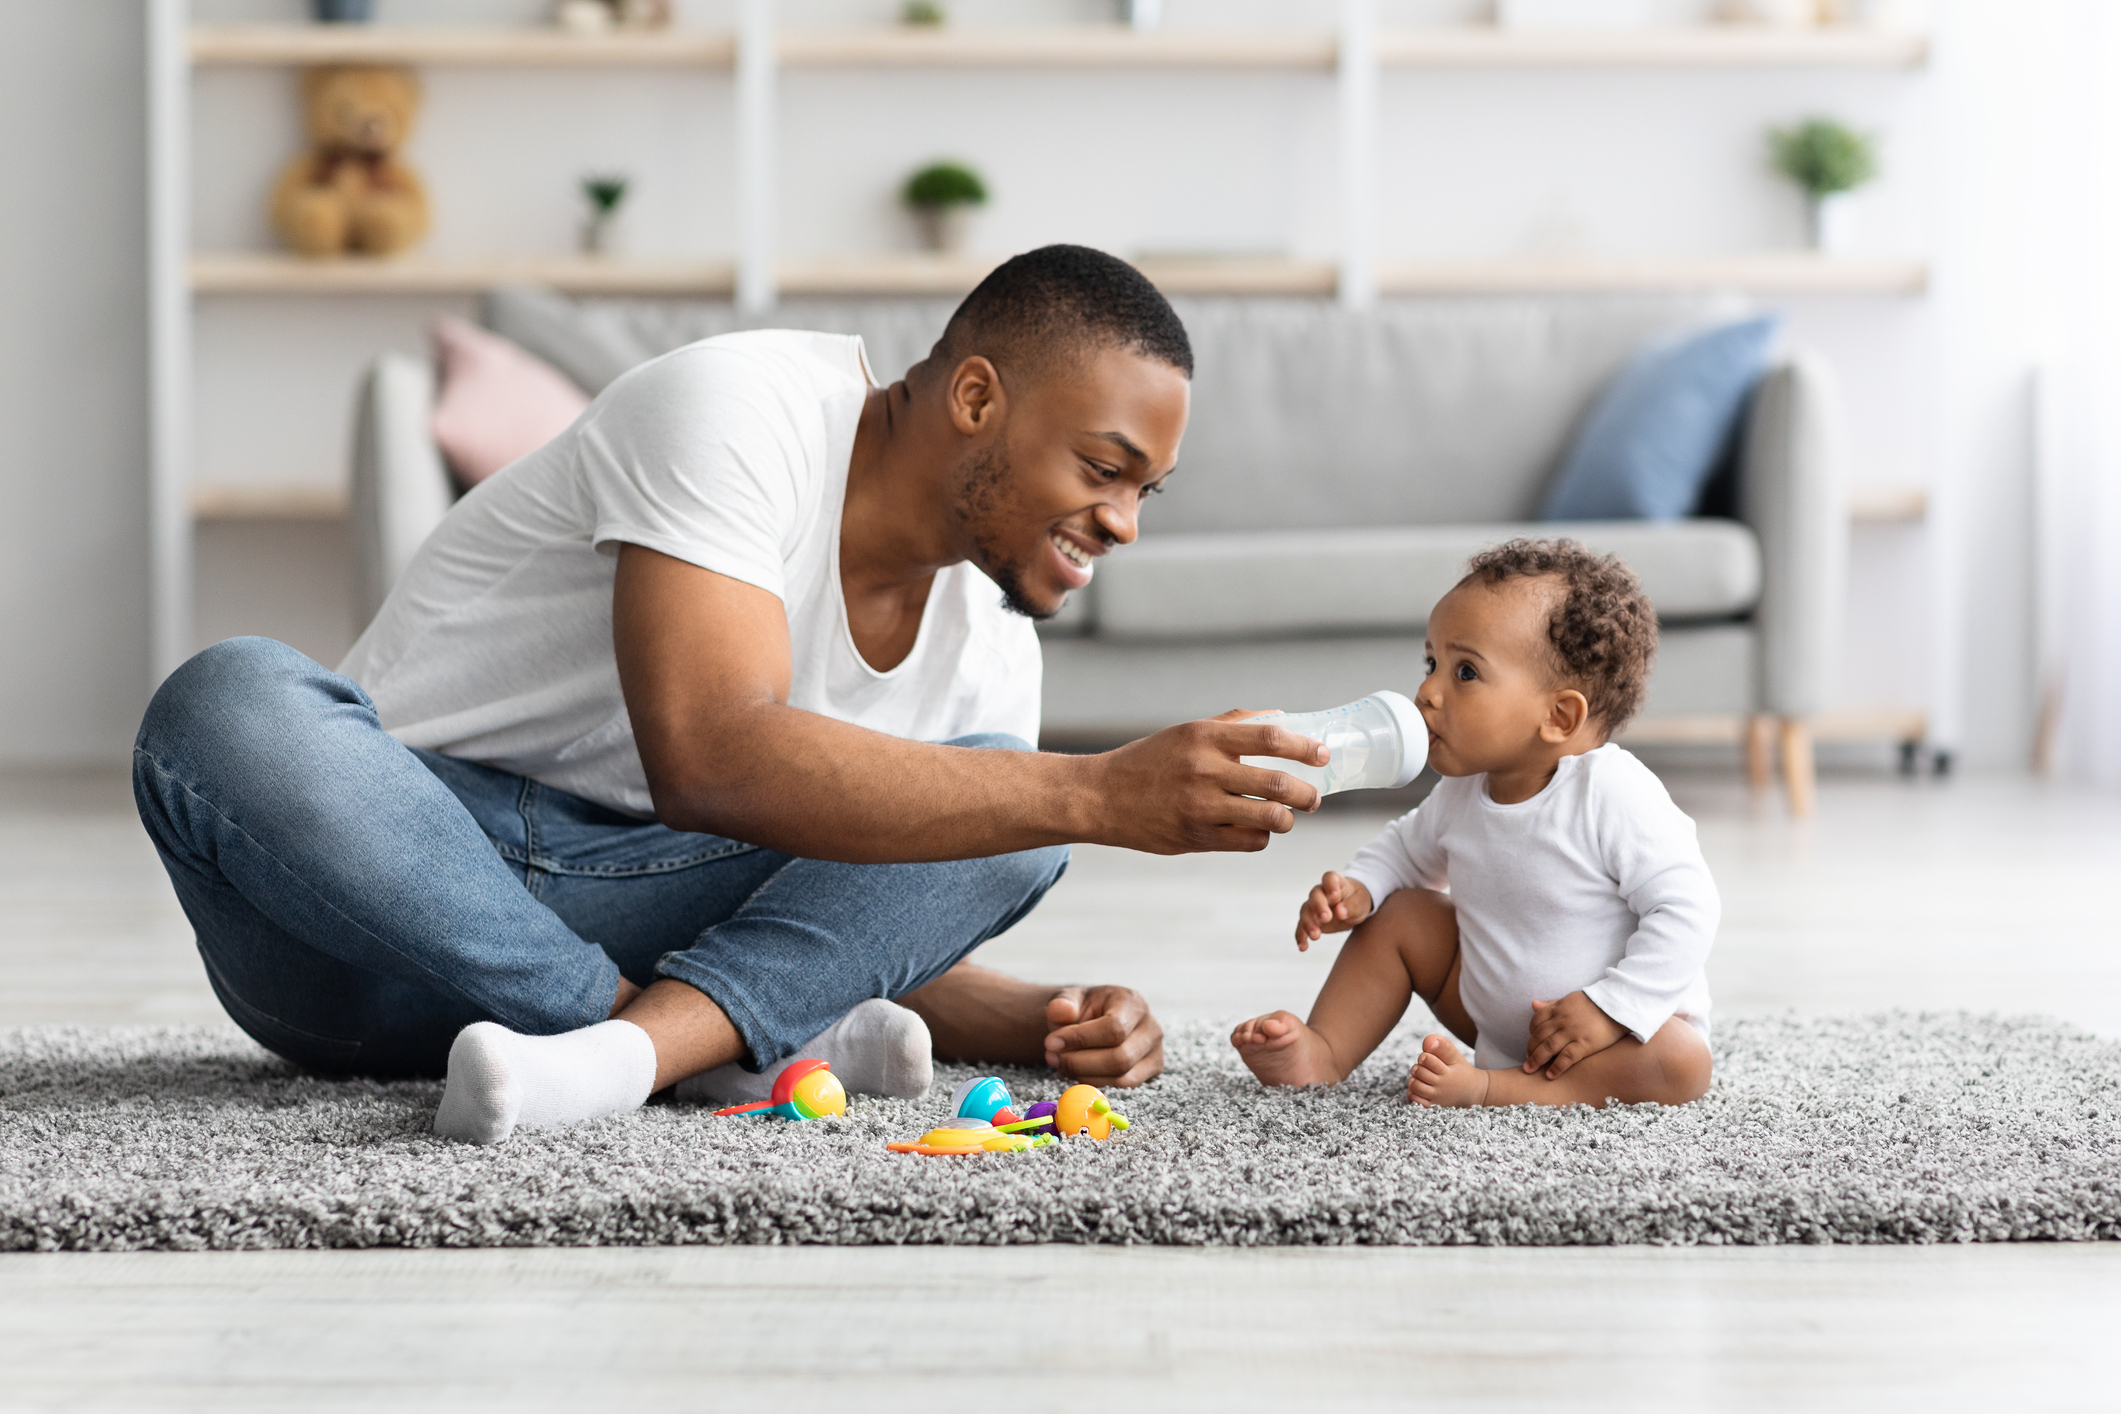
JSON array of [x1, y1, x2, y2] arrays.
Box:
[[951, 441, 1051, 621]]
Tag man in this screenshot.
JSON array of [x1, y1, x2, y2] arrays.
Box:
[[134, 246, 1326, 1144]]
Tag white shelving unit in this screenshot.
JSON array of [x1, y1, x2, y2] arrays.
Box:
[[147, 1, 1933, 679]]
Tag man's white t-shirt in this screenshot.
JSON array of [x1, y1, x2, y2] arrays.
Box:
[[1341, 744, 1717, 1070], [339, 329, 1044, 819]]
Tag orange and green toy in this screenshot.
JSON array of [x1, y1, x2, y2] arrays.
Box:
[[1051, 1083, 1129, 1140], [889, 1077, 1130, 1155], [710, 1058, 846, 1121]]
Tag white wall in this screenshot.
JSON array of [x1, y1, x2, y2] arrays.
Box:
[[5, 0, 2066, 768], [0, 4, 151, 764]]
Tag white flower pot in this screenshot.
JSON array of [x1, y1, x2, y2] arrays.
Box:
[[1807, 193, 1853, 254], [1119, 0, 1162, 31], [580, 212, 622, 257], [914, 205, 975, 255]]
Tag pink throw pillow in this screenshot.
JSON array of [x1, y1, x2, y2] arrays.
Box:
[[429, 316, 590, 490]]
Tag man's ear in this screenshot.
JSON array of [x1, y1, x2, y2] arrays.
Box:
[[945, 356, 1005, 438], [1540, 689, 1592, 744]]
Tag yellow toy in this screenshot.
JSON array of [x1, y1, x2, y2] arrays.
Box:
[[886, 1118, 1056, 1157]]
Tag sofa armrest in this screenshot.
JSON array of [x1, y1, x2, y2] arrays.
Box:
[[1739, 353, 1849, 717], [350, 352, 456, 630]]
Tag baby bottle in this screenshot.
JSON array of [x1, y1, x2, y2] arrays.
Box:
[[1240, 691, 1427, 796]]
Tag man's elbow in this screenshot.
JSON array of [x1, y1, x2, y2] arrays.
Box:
[[642, 765, 731, 837]]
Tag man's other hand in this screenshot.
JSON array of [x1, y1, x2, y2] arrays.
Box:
[[1043, 985, 1164, 1088]]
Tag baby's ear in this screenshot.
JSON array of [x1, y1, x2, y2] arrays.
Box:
[[1541, 689, 1591, 744]]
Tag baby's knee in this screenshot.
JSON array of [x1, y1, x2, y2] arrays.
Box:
[[1640, 1024, 1712, 1105], [1364, 887, 1456, 938], [1357, 888, 1459, 984]]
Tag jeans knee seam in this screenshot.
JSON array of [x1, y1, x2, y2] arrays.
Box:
[[137, 748, 582, 1035], [516, 777, 541, 893]]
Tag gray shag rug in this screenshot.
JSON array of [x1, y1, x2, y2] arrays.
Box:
[[2, 1013, 2115, 1251]]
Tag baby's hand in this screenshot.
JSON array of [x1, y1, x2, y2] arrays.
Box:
[[1524, 991, 1626, 1078], [1294, 872, 1373, 951]]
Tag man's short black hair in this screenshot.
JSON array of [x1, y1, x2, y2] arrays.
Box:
[[927, 244, 1193, 384]]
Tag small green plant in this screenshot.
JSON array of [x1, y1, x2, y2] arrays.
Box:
[[1769, 119, 1878, 198], [582, 175, 629, 215], [901, 1, 946, 25], [903, 161, 987, 210], [580, 174, 629, 255]]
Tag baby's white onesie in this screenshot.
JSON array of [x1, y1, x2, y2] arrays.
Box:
[[1341, 743, 1717, 1071]]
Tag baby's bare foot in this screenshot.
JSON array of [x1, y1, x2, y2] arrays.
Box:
[[1231, 1010, 1344, 1088], [1406, 1033, 1490, 1108]]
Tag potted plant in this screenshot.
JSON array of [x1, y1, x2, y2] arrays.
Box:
[[903, 161, 987, 255], [902, 1, 947, 25], [1769, 118, 1879, 254], [580, 175, 628, 256]]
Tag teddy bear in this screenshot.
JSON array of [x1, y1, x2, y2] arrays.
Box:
[[269, 65, 431, 258]]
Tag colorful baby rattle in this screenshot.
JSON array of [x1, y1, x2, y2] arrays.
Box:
[[882, 1076, 1131, 1155], [711, 1058, 846, 1122], [952, 1075, 1130, 1139]]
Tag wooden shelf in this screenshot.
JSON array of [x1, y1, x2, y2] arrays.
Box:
[[192, 251, 1922, 298], [189, 252, 1339, 297], [189, 24, 734, 67], [1379, 26, 1928, 68], [191, 252, 736, 296], [780, 28, 1336, 69], [1377, 254, 1928, 295], [779, 254, 1336, 297], [192, 484, 349, 521], [1850, 485, 1928, 523], [189, 23, 1923, 72], [774, 254, 996, 297]]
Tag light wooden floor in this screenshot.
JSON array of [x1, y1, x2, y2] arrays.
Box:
[[4, 764, 2119, 1411]]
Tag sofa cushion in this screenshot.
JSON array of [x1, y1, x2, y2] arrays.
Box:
[[1088, 519, 1761, 641], [482, 286, 958, 394], [1154, 294, 1749, 533], [1541, 314, 1780, 521], [428, 317, 589, 489]]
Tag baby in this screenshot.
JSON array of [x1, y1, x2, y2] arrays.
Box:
[[1232, 538, 1717, 1108]]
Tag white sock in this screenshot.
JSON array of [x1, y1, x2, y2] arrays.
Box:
[[432, 1019, 658, 1145], [674, 997, 933, 1105]]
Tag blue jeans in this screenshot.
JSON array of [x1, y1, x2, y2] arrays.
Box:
[[132, 638, 1069, 1078]]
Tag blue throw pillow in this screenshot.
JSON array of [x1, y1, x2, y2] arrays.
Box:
[[1540, 314, 1780, 522]]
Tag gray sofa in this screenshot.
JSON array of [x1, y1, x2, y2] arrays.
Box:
[[354, 289, 1845, 809]]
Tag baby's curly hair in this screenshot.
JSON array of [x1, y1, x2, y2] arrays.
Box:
[[1459, 538, 1658, 736]]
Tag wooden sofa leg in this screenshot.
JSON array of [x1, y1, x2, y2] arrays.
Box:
[[1779, 716, 1816, 817], [1744, 715, 1775, 791]]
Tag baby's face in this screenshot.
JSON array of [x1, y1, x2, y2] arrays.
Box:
[[1416, 578, 1579, 778]]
